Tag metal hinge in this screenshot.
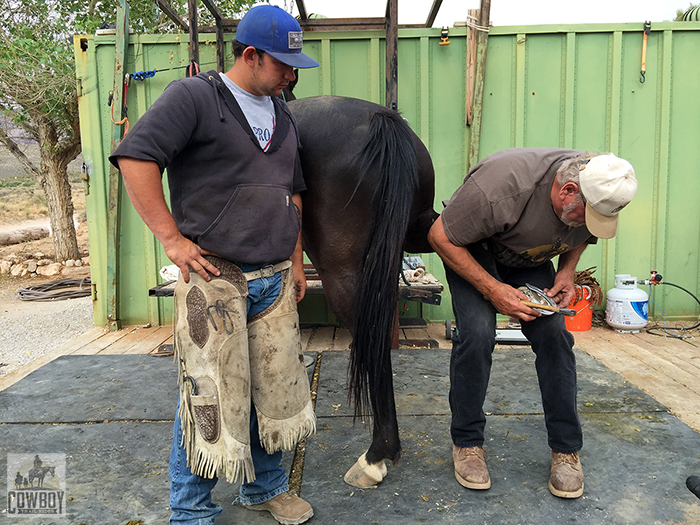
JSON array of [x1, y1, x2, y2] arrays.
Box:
[[91, 282, 97, 301]]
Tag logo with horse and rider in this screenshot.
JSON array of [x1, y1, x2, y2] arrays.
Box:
[[6, 453, 66, 516]]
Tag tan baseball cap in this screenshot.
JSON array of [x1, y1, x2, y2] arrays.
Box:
[[579, 153, 637, 239]]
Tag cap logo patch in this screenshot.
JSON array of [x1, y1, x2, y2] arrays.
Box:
[[288, 31, 303, 49]]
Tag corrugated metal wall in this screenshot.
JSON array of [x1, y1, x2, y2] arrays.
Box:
[[74, 21, 700, 327]]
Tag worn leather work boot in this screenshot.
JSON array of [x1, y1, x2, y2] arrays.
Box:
[[453, 445, 491, 489], [244, 491, 313, 524], [549, 451, 584, 498]]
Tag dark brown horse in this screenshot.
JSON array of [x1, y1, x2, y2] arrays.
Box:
[[288, 96, 438, 486]]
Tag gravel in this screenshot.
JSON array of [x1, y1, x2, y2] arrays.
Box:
[[0, 283, 94, 380]]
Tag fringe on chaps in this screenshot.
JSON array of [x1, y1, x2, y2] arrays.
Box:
[[173, 257, 315, 483]]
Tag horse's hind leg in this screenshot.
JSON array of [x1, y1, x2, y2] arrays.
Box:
[[316, 269, 399, 488]]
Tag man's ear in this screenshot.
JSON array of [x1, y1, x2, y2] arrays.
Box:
[[241, 46, 261, 67], [561, 181, 580, 196]]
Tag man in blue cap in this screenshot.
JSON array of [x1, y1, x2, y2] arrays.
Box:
[[110, 5, 319, 524]]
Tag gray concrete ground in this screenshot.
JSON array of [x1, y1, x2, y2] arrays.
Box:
[[1, 348, 700, 524]]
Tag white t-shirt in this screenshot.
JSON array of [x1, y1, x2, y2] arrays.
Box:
[[220, 72, 276, 151]]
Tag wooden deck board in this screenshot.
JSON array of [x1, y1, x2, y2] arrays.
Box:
[[307, 326, 336, 352], [333, 327, 352, 350]]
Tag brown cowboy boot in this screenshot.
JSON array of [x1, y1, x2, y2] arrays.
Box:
[[453, 445, 491, 489], [549, 451, 584, 498], [244, 491, 313, 525]]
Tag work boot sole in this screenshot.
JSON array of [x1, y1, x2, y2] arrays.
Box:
[[548, 480, 584, 498], [455, 469, 491, 490]]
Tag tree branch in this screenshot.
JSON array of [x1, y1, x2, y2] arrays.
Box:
[[0, 126, 41, 178]]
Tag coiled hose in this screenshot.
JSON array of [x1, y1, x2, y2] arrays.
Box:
[[17, 277, 91, 302]]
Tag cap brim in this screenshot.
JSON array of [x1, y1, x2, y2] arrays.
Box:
[[585, 203, 617, 239], [267, 50, 319, 69]]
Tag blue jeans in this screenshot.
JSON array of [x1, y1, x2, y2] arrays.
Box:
[[169, 263, 289, 524], [444, 242, 582, 454]]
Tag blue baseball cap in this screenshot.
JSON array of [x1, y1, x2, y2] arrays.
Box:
[[236, 5, 319, 69]]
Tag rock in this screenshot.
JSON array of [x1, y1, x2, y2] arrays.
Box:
[[26, 260, 38, 273], [65, 259, 75, 267], [0, 260, 11, 274], [81, 256, 90, 266], [37, 259, 53, 266], [61, 265, 90, 277], [33, 252, 45, 259], [36, 262, 62, 277], [74, 259, 82, 267], [11, 263, 27, 277]]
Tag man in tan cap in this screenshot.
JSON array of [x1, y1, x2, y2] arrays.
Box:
[[428, 148, 637, 499]]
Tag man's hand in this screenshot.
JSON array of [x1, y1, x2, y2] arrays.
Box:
[[162, 234, 220, 284], [487, 281, 541, 322], [544, 271, 576, 308], [292, 261, 307, 303]]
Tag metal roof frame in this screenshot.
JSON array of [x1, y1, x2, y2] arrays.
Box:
[[151, 0, 452, 108]]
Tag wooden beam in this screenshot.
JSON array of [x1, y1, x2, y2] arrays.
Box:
[[467, 0, 491, 169], [297, 0, 308, 22], [385, 0, 398, 110], [200, 0, 222, 20], [199, 0, 224, 71], [155, 0, 189, 32], [425, 0, 443, 28], [188, 0, 199, 65], [465, 8, 478, 125], [299, 17, 387, 30], [201, 18, 424, 33]]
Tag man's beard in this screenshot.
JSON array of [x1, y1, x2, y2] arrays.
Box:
[[561, 197, 585, 228]]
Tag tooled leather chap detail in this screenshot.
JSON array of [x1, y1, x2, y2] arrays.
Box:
[[174, 258, 315, 483]]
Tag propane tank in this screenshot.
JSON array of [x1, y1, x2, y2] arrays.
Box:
[[605, 274, 649, 333]]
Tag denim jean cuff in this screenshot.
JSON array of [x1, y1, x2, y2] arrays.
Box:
[[235, 482, 289, 506], [454, 441, 485, 449], [550, 446, 582, 454]]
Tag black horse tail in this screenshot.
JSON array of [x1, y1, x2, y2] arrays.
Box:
[[348, 109, 419, 461]]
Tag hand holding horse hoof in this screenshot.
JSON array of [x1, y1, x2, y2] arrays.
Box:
[[343, 452, 388, 488]]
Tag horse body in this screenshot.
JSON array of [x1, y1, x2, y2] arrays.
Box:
[[288, 96, 438, 484], [28, 465, 55, 488]]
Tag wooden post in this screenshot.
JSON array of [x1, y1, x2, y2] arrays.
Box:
[[188, 0, 199, 65], [467, 0, 491, 170], [201, 0, 224, 72], [465, 8, 479, 125], [107, 0, 130, 331], [385, 0, 398, 110]]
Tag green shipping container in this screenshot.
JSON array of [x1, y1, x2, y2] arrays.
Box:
[[74, 20, 700, 328]]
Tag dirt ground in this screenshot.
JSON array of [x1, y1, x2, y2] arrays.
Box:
[[0, 220, 90, 289]]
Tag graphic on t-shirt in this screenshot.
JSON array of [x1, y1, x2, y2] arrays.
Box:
[[493, 238, 572, 267], [252, 113, 275, 151]]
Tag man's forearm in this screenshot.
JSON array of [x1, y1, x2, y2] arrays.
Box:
[[557, 243, 588, 276]]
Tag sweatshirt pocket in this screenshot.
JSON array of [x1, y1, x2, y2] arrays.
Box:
[[198, 184, 299, 264]]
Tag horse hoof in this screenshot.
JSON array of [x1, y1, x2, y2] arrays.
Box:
[[343, 452, 387, 488]]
